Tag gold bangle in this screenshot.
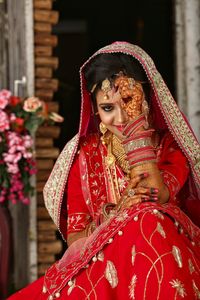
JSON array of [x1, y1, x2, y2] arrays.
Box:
[[85, 221, 96, 237], [102, 203, 116, 219]]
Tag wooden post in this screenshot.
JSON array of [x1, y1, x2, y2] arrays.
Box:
[[174, 0, 200, 141], [33, 1, 62, 277]]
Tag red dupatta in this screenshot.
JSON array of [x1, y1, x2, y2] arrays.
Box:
[[43, 41, 200, 240]]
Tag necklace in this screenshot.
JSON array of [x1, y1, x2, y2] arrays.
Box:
[[112, 134, 130, 175], [102, 131, 130, 175]]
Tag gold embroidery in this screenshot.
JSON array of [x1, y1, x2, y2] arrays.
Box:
[[67, 279, 76, 296], [172, 246, 183, 268], [170, 279, 187, 298], [157, 222, 166, 239], [118, 177, 128, 192], [192, 280, 200, 299], [105, 260, 118, 288], [131, 245, 136, 266], [97, 251, 104, 262], [115, 211, 129, 222], [129, 274, 137, 300], [151, 209, 164, 220], [188, 259, 195, 274], [43, 134, 79, 238]]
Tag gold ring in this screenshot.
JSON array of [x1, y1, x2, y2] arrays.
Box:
[[128, 189, 136, 197]]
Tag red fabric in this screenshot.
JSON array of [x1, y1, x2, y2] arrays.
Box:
[[66, 154, 92, 234], [8, 205, 200, 300], [157, 132, 189, 204], [8, 132, 200, 300]]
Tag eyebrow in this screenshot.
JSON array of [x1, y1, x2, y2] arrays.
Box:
[[98, 103, 114, 106]]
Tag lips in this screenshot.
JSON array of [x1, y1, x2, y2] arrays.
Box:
[[113, 124, 126, 132]]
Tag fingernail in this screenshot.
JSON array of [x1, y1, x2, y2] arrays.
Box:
[[140, 172, 148, 178], [142, 199, 155, 203], [150, 196, 158, 201], [142, 195, 149, 200], [150, 188, 159, 194]]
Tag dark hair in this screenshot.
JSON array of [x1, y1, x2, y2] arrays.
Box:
[[84, 53, 150, 101]]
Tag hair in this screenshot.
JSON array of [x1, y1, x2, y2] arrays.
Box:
[[84, 52, 150, 104]]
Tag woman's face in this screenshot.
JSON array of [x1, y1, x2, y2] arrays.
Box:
[[96, 88, 129, 131], [96, 80, 145, 133]]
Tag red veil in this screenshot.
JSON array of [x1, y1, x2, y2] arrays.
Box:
[[43, 41, 200, 241]]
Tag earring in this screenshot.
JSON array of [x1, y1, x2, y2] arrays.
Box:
[[99, 122, 108, 145], [142, 98, 149, 129], [99, 122, 107, 135]]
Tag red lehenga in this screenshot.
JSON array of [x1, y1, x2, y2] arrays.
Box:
[[8, 42, 200, 300]]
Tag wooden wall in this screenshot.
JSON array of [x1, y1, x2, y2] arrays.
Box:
[[33, 0, 62, 277]]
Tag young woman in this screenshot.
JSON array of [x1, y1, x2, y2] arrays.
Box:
[[8, 41, 200, 299]]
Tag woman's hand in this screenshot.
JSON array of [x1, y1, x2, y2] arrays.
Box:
[[116, 172, 160, 211]]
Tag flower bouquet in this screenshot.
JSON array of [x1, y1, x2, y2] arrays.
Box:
[[0, 89, 64, 204]]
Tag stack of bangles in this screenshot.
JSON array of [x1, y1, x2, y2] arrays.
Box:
[[122, 129, 157, 167]]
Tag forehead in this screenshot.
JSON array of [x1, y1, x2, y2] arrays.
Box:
[[96, 89, 121, 104]]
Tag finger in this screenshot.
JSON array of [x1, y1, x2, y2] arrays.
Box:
[[124, 194, 158, 207], [106, 124, 124, 140], [134, 187, 159, 196], [127, 173, 149, 189], [123, 198, 141, 208]]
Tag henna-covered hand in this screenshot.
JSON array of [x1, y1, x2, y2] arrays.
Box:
[[116, 173, 160, 211]]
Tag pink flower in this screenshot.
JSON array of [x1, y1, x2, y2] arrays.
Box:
[[21, 197, 30, 204], [7, 131, 22, 147], [0, 110, 10, 132], [0, 89, 11, 109], [0, 96, 9, 109], [23, 152, 33, 159], [23, 97, 42, 112], [23, 135, 33, 148], [10, 113, 16, 121], [0, 195, 6, 203], [0, 89, 11, 99], [7, 163, 19, 174], [8, 145, 18, 154], [0, 89, 11, 110], [3, 152, 22, 164]]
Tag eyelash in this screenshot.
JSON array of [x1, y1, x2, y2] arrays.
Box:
[[101, 106, 113, 112]]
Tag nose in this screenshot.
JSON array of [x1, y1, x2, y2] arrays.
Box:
[[116, 106, 128, 124]]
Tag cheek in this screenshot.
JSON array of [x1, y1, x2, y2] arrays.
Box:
[[98, 109, 114, 126]]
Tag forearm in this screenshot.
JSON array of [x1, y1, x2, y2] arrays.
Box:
[[67, 229, 87, 247], [67, 221, 96, 246]]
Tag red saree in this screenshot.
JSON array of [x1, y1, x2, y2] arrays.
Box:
[[8, 133, 200, 299], [7, 42, 200, 299]]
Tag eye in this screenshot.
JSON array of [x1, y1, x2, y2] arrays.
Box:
[[101, 105, 113, 112]]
